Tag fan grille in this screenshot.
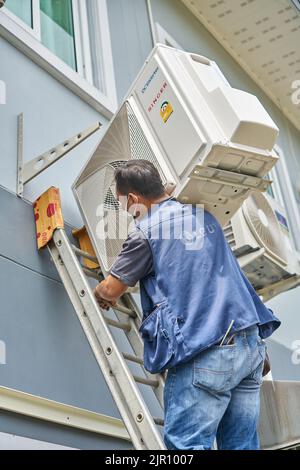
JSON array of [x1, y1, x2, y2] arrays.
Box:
[[96, 103, 168, 271], [75, 101, 170, 272], [243, 193, 287, 266], [127, 103, 167, 184]]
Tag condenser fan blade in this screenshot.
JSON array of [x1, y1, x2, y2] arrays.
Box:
[[243, 193, 288, 266]]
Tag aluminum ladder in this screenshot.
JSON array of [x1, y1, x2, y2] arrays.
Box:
[[47, 228, 166, 450]]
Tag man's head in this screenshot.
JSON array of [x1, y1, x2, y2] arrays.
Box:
[[115, 160, 168, 217]]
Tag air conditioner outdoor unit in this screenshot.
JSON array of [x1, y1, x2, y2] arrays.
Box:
[[224, 192, 300, 300], [73, 44, 279, 274]]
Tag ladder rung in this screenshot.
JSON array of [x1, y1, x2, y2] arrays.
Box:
[[104, 317, 131, 332], [114, 304, 136, 318], [153, 417, 164, 426], [134, 375, 159, 388], [95, 298, 136, 318], [82, 267, 100, 280], [123, 353, 144, 365], [71, 244, 99, 263]]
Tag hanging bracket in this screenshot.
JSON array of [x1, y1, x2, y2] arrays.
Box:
[[17, 113, 101, 196]]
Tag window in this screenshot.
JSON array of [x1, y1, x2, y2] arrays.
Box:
[[86, 0, 106, 93], [5, 0, 77, 67], [5, 0, 33, 27], [1, 0, 117, 115], [265, 147, 300, 254], [264, 172, 280, 202], [4, 0, 40, 37], [272, 146, 300, 254], [40, 0, 76, 71]]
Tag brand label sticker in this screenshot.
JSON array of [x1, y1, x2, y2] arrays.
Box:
[[160, 101, 173, 123]]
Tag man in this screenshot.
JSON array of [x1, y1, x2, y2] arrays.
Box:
[[94, 159, 280, 450]]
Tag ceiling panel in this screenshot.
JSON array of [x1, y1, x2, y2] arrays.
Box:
[[181, 0, 300, 131]]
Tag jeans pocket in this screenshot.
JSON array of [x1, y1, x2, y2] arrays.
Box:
[[193, 344, 236, 393], [139, 302, 174, 374]]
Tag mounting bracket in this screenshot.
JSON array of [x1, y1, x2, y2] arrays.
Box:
[[257, 275, 300, 302], [17, 113, 101, 196]]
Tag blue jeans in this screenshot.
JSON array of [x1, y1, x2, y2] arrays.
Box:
[[163, 324, 267, 450]]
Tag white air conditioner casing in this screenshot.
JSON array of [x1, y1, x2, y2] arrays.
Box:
[[73, 44, 279, 274], [224, 192, 300, 300]]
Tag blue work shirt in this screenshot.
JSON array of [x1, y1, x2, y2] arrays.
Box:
[[111, 198, 280, 374]]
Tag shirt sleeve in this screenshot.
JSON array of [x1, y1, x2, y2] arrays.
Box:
[[110, 229, 153, 287]]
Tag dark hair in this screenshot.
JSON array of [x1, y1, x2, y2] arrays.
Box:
[[115, 160, 165, 199]]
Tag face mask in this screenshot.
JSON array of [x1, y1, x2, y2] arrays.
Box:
[[118, 195, 128, 212], [118, 194, 138, 219]]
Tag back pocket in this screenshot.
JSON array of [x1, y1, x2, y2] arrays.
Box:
[[139, 302, 174, 374], [193, 344, 236, 393]]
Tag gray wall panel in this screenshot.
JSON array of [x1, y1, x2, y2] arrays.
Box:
[[107, 0, 153, 102], [0, 185, 65, 282], [0, 253, 121, 417], [0, 188, 162, 420], [0, 38, 106, 228]]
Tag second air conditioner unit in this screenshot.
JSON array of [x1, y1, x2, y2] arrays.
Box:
[[224, 192, 300, 300]]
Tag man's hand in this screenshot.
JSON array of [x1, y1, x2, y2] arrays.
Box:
[[93, 287, 115, 311], [94, 284, 117, 310], [263, 351, 271, 376], [93, 275, 128, 310]]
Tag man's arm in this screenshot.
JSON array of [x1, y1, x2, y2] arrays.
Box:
[[93, 229, 153, 310]]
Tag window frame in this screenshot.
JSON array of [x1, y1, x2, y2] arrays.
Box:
[[2, 0, 41, 39], [0, 0, 117, 118], [72, 0, 93, 83], [267, 167, 284, 206], [273, 145, 300, 257], [77, 0, 115, 97]]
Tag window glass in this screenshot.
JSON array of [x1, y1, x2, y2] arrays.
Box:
[[40, 0, 77, 70], [86, 0, 104, 92], [5, 0, 33, 27], [264, 174, 275, 199]]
